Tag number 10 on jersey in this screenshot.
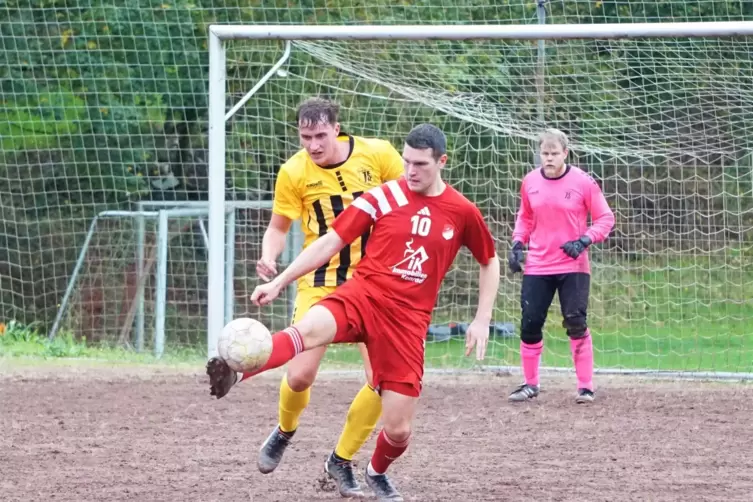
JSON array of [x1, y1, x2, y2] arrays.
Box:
[[411, 215, 431, 236]]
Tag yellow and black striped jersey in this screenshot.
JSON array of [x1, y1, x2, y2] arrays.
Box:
[[272, 134, 404, 289]]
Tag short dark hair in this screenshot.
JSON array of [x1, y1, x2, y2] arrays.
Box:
[[404, 123, 447, 160], [296, 97, 340, 127]]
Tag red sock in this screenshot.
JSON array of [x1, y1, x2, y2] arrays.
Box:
[[369, 429, 410, 474], [239, 327, 304, 382]]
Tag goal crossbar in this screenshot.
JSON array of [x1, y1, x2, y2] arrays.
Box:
[[206, 21, 753, 361], [209, 21, 753, 41]]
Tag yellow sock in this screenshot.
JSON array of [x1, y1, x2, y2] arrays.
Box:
[[278, 374, 311, 433], [334, 383, 383, 460]]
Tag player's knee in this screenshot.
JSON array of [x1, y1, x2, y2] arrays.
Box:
[[520, 330, 543, 345], [562, 315, 588, 339], [520, 314, 546, 344], [285, 365, 319, 392], [379, 385, 416, 443], [293, 305, 338, 348], [382, 419, 411, 443]]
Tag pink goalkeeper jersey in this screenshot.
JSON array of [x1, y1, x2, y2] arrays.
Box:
[[512, 165, 615, 275]]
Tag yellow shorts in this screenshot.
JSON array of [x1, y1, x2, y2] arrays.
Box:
[[292, 286, 337, 324]]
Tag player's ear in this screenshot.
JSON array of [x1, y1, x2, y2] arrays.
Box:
[[438, 153, 448, 167], [333, 122, 341, 135]]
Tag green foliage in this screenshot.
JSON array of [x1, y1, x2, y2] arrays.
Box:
[[0, 90, 85, 151], [0, 320, 89, 358], [0, 319, 205, 362], [1, 0, 214, 209], [2, 0, 752, 203], [2, 0, 751, 203]]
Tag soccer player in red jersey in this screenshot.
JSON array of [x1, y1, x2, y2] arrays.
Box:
[[507, 128, 615, 404], [208, 123, 500, 500]]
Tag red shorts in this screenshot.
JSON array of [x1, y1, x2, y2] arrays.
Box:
[[316, 279, 430, 398]]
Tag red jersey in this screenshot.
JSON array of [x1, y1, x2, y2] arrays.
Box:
[[331, 177, 497, 315]]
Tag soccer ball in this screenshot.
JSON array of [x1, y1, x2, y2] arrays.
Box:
[[217, 317, 273, 373]]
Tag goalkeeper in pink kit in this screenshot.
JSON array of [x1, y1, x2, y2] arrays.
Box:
[[507, 129, 615, 404], [208, 124, 500, 501]]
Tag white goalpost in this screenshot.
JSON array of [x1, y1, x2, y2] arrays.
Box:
[[207, 22, 753, 379]]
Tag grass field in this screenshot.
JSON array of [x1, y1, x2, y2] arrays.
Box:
[[318, 257, 753, 375], [2, 257, 752, 375], [3, 310, 751, 377]]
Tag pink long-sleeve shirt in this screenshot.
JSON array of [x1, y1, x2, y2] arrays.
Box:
[[512, 165, 615, 275]]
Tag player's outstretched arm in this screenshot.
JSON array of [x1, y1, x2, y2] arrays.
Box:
[[511, 179, 533, 245], [474, 255, 500, 323], [260, 166, 303, 280], [465, 254, 500, 360], [258, 214, 293, 281], [583, 178, 616, 245], [462, 204, 501, 361], [276, 231, 345, 288], [252, 191, 375, 306], [251, 231, 346, 306], [509, 180, 533, 273]]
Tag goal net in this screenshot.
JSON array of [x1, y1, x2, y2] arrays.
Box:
[[214, 23, 753, 377], [2, 2, 751, 378]]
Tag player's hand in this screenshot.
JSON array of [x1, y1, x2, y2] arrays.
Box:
[[464, 319, 489, 361], [256, 257, 278, 282], [560, 236, 592, 259], [250, 280, 283, 307], [507, 241, 525, 273]]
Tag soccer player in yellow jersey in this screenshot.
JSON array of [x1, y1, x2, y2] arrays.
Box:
[[206, 97, 404, 498]]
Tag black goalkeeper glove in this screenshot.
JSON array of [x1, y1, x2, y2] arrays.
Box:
[[560, 236, 592, 259], [507, 240, 525, 273]]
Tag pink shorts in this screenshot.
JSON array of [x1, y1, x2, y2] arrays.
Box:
[[316, 279, 429, 397]]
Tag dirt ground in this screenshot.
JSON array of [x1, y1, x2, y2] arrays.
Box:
[[1, 360, 752, 502]]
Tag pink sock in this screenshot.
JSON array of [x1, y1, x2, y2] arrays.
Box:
[[570, 331, 594, 391], [520, 341, 543, 386]]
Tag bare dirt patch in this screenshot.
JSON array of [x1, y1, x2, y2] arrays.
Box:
[[1, 361, 752, 501]]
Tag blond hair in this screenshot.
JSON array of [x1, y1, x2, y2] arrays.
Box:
[[539, 128, 569, 151]]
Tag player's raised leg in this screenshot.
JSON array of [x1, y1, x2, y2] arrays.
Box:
[[558, 273, 595, 403], [207, 303, 340, 404], [509, 275, 557, 402], [364, 385, 418, 502], [242, 305, 338, 379]]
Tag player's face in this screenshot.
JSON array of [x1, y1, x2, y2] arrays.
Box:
[[540, 140, 568, 176], [298, 120, 341, 165], [402, 145, 447, 193]]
